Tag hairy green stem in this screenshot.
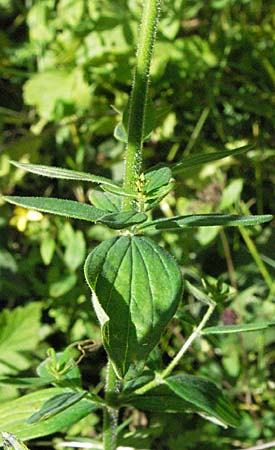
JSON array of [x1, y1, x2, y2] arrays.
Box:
[[123, 0, 160, 210], [103, 362, 119, 450], [103, 3, 161, 447], [135, 301, 216, 395]]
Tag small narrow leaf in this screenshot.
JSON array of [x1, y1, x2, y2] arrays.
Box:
[[10, 161, 121, 190], [202, 322, 275, 335], [0, 377, 49, 388], [27, 391, 87, 424], [115, 97, 156, 144], [99, 211, 147, 229], [166, 374, 240, 427], [143, 167, 172, 194], [101, 184, 137, 198], [4, 196, 106, 222], [84, 235, 183, 379], [185, 280, 213, 306], [40, 237, 55, 265], [89, 190, 121, 212], [114, 121, 128, 143], [172, 144, 255, 174], [139, 214, 273, 231]]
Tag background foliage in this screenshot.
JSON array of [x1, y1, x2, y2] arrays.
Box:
[[1, 0, 275, 449]]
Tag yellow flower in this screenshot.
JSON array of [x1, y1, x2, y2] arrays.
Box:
[[10, 206, 43, 232]]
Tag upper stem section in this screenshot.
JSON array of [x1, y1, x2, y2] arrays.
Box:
[[123, 0, 160, 210]]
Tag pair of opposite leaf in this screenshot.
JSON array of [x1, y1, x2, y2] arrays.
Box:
[[4, 153, 273, 378]]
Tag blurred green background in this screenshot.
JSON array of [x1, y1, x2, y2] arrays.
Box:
[[1, 1, 275, 449]]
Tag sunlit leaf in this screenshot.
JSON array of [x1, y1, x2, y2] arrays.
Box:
[[172, 144, 255, 174], [166, 374, 240, 427], [84, 235, 183, 379], [202, 322, 275, 335], [4, 196, 105, 222], [143, 167, 172, 194], [0, 388, 97, 443], [0, 303, 42, 376], [27, 391, 87, 424], [89, 189, 121, 212], [10, 161, 123, 191], [138, 213, 273, 231]]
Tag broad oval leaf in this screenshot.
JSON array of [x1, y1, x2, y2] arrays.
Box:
[[165, 374, 240, 428], [84, 235, 183, 379], [138, 213, 273, 231], [0, 388, 97, 443]]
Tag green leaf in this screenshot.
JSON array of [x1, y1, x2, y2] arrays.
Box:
[[114, 121, 128, 143], [165, 374, 240, 428], [5, 197, 146, 230], [0, 388, 97, 443], [2, 432, 30, 450], [64, 230, 86, 270], [23, 69, 91, 121], [123, 384, 191, 413], [10, 160, 123, 191], [84, 236, 183, 379], [143, 167, 172, 194], [114, 97, 156, 144], [27, 391, 87, 424], [99, 211, 148, 229], [49, 273, 77, 297], [172, 144, 255, 174], [101, 184, 137, 198], [36, 351, 81, 384], [89, 189, 121, 212], [185, 280, 213, 306], [138, 214, 273, 231], [40, 237, 55, 265], [4, 196, 106, 222], [202, 322, 275, 335], [0, 377, 49, 388], [0, 303, 42, 376], [144, 182, 176, 211]]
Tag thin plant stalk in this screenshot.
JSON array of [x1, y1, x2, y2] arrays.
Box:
[[239, 226, 275, 296], [135, 301, 216, 395], [123, 0, 160, 210]]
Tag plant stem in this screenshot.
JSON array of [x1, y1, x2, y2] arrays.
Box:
[[123, 0, 160, 210], [103, 362, 119, 450], [135, 301, 216, 395], [103, 3, 161, 447]]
